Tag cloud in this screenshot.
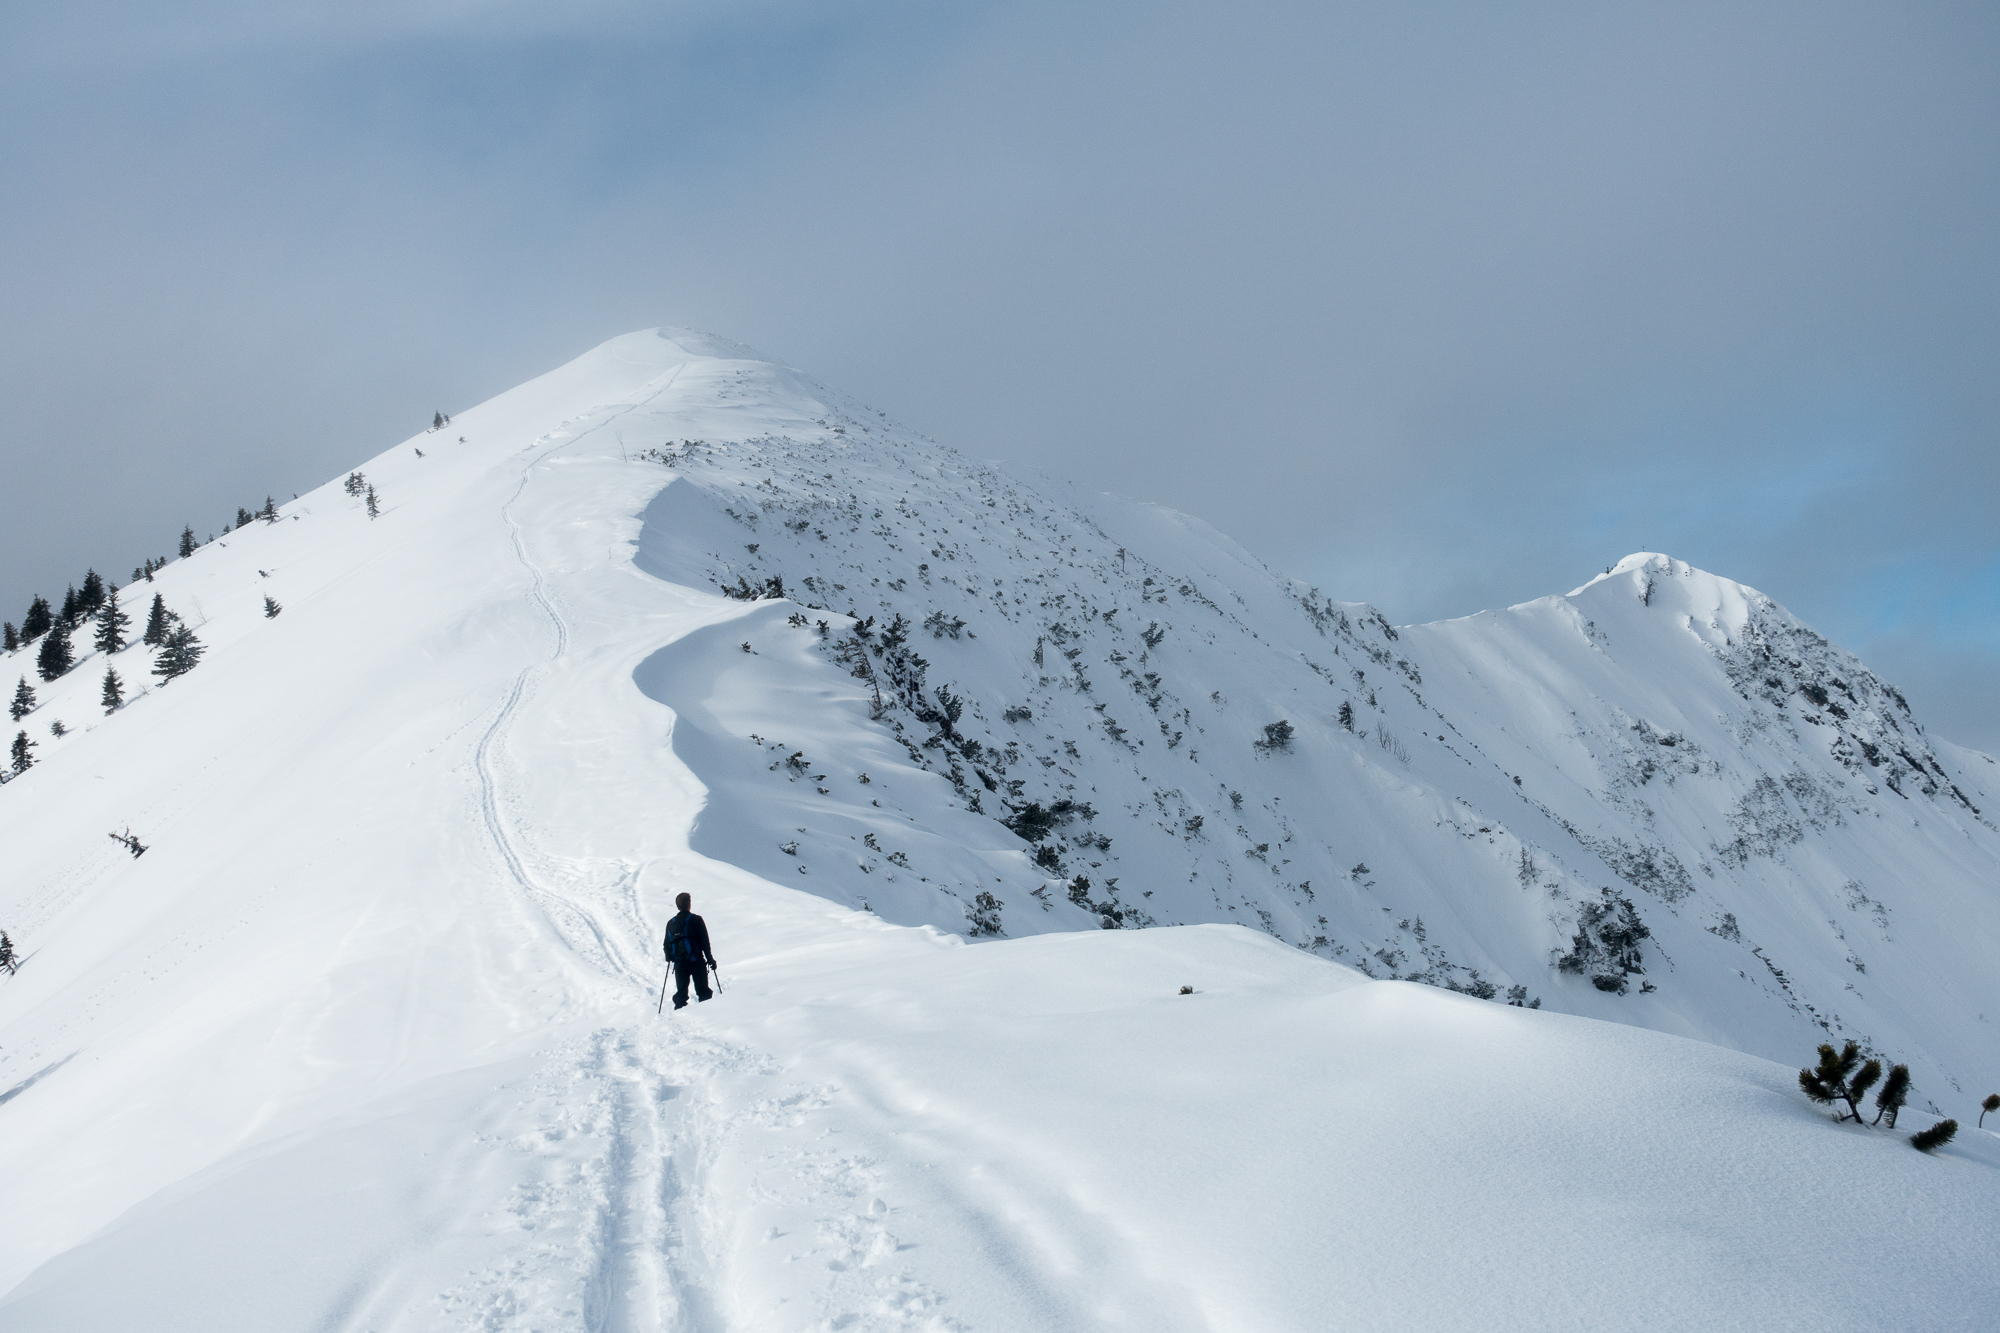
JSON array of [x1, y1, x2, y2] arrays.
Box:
[[1, 0, 1994, 746]]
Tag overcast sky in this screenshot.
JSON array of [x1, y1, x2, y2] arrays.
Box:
[[3, 0, 1996, 748]]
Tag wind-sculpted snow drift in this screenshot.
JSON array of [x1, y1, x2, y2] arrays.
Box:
[[1, 329, 1996, 1330]]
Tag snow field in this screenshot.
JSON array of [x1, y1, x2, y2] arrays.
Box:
[[2, 328, 1997, 1328]]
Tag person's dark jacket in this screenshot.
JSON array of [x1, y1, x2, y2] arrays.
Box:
[[664, 911, 715, 967]]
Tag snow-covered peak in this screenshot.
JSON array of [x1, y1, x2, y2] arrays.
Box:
[[1, 330, 1995, 1326]]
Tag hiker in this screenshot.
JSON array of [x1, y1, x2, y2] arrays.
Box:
[[663, 892, 717, 1008]]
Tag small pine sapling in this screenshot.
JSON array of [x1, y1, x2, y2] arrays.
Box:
[[101, 666, 124, 714], [263, 595, 283, 619], [179, 525, 196, 558], [366, 485, 380, 519], [1980, 1094, 1999, 1129], [22, 595, 52, 640], [10, 677, 34, 721], [1338, 700, 1355, 731], [152, 624, 206, 684], [10, 729, 34, 774], [48, 719, 65, 737], [1800, 1041, 1877, 1121], [0, 929, 15, 975], [142, 593, 171, 647], [2, 623, 14, 653], [1910, 1119, 1958, 1153], [1872, 1064, 1911, 1127], [36, 624, 73, 681], [260, 496, 277, 522], [94, 588, 130, 654]]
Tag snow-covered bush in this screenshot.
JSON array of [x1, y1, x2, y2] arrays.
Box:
[[1555, 889, 1650, 994], [1254, 720, 1294, 753]]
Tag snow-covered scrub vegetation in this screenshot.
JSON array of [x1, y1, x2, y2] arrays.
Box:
[[1, 330, 1996, 1328]]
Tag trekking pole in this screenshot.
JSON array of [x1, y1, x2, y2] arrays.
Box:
[[710, 962, 724, 994], [658, 965, 670, 1014]]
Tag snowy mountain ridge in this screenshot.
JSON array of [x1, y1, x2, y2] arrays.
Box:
[[1, 328, 1996, 1330], [616, 350, 1998, 1100]]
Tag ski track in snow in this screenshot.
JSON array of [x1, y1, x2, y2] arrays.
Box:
[[461, 362, 773, 1330], [479, 367, 688, 992]]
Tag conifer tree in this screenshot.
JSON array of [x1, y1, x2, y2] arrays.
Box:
[[344, 471, 366, 497], [151, 624, 205, 684], [179, 525, 196, 558], [2, 623, 14, 653], [100, 666, 124, 714], [10, 677, 34, 721], [36, 624, 73, 682], [433, 411, 444, 430], [1872, 1064, 1911, 1127], [262, 595, 282, 619], [22, 595, 51, 640], [142, 559, 155, 582], [1799, 1041, 1879, 1122], [79, 569, 105, 616], [1910, 1119, 1958, 1152], [236, 507, 254, 529], [1338, 700, 1354, 731], [260, 496, 277, 522], [58, 585, 79, 628], [0, 929, 15, 974], [366, 485, 380, 519], [10, 729, 33, 774], [142, 594, 171, 647], [1981, 1094, 1999, 1129], [94, 588, 130, 655]]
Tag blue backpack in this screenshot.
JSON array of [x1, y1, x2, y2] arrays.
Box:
[[667, 914, 699, 965]]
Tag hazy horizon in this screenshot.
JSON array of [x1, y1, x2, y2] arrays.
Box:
[[3, 0, 1995, 748]]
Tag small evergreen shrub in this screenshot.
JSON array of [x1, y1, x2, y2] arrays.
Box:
[[967, 891, 1003, 937], [1910, 1119, 1958, 1153], [1799, 1041, 1881, 1122], [1872, 1064, 1910, 1127], [1255, 720, 1295, 753]]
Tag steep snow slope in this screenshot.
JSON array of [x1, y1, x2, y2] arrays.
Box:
[[1, 329, 1996, 1328], [615, 364, 1999, 1104]]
